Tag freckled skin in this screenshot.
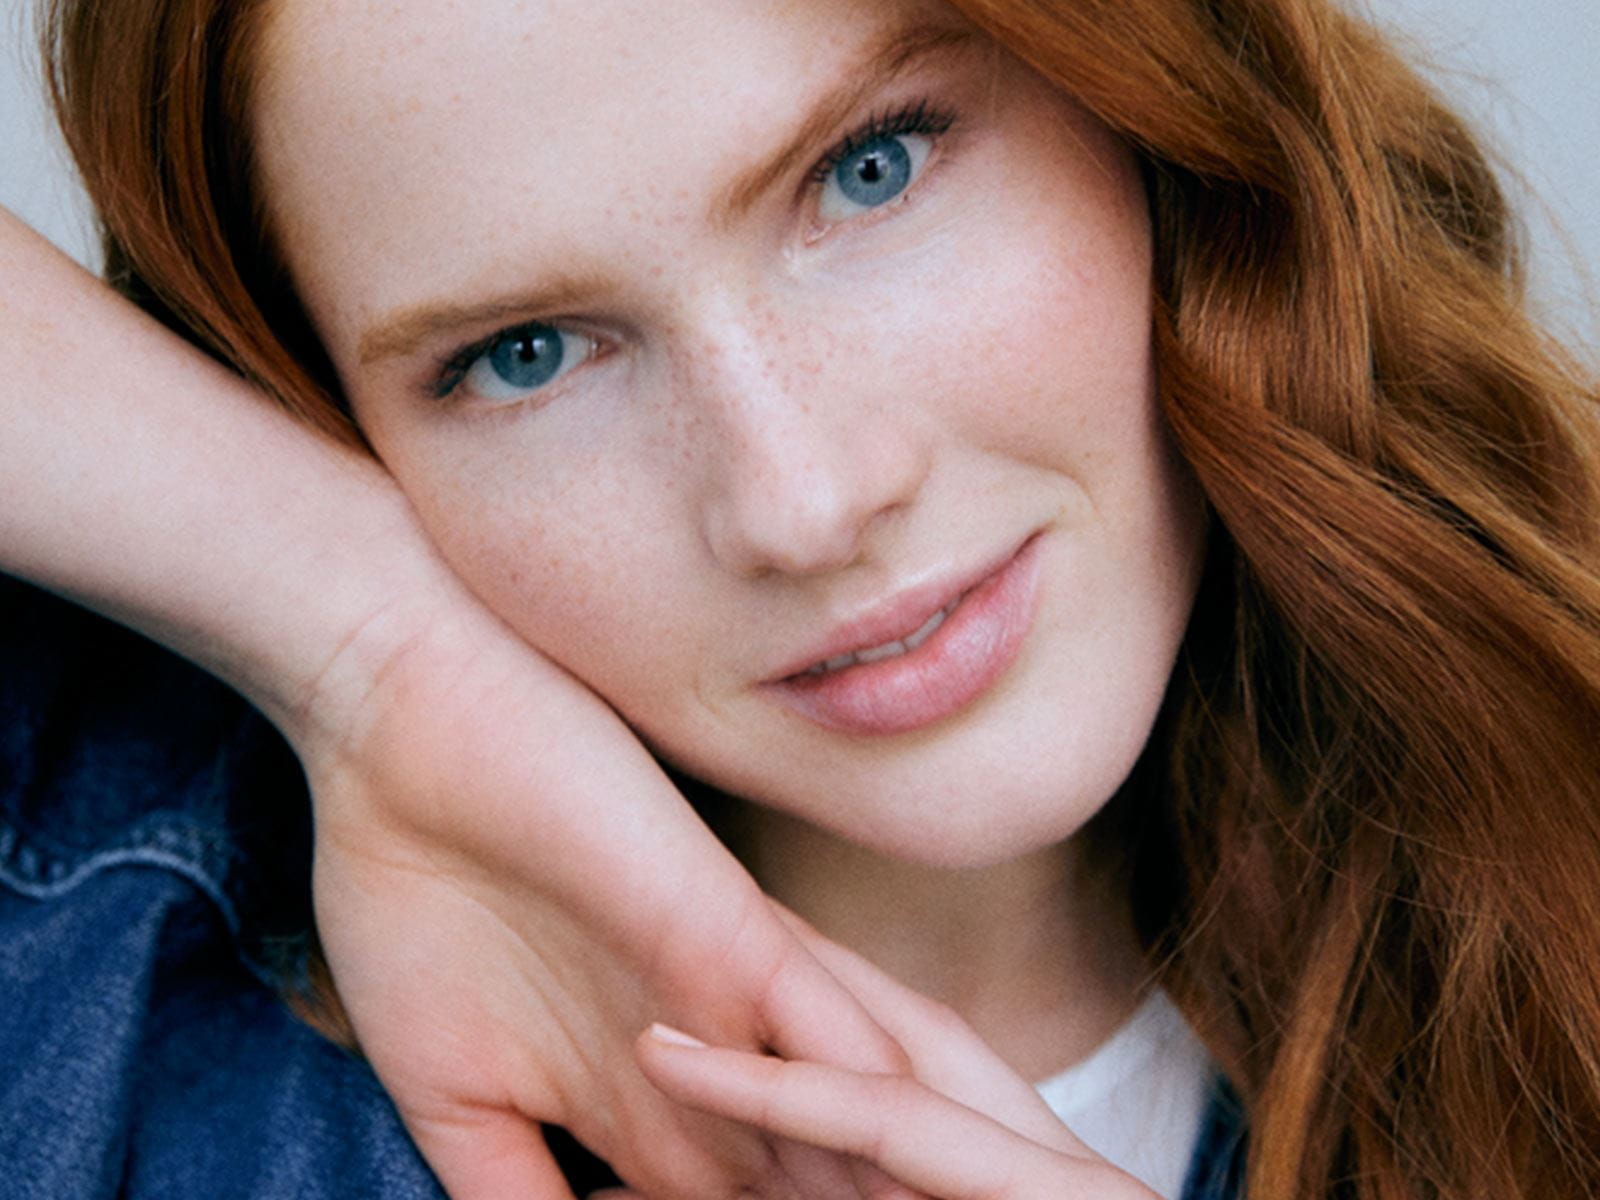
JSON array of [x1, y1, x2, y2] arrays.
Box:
[[254, 0, 1206, 869]]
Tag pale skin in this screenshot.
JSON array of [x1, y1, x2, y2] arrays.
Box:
[[252, 0, 1205, 1194]]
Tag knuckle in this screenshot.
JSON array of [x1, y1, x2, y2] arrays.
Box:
[[871, 1072, 928, 1120]]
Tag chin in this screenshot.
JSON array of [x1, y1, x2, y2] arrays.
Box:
[[847, 825, 1079, 871], [776, 759, 1122, 870]]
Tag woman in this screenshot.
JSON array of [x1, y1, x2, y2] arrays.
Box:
[[9, 0, 1600, 1196]]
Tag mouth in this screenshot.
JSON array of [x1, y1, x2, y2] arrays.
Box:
[[799, 598, 959, 676], [764, 533, 1044, 736]]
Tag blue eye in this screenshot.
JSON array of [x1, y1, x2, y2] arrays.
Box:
[[819, 132, 935, 222], [814, 101, 953, 225], [452, 322, 594, 404], [836, 136, 913, 205]]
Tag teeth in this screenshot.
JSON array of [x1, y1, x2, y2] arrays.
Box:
[[855, 639, 907, 664], [801, 603, 954, 677], [902, 605, 949, 651]]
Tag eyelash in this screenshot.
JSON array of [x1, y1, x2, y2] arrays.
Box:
[[430, 97, 960, 401], [808, 98, 957, 185]]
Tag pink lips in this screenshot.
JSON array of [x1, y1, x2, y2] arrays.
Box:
[[764, 535, 1043, 736]]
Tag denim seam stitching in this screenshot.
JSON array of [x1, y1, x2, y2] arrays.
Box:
[[0, 818, 242, 939]]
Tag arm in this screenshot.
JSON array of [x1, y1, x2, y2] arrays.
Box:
[[0, 207, 908, 1198], [0, 209, 422, 713]]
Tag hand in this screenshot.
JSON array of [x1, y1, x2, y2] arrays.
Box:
[[635, 915, 1158, 1200], [292, 586, 912, 1199]]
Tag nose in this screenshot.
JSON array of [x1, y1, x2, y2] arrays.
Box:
[[688, 313, 930, 579]]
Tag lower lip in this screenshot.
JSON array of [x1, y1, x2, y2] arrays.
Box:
[[766, 536, 1043, 737]]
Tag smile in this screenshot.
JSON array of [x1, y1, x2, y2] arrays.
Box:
[[766, 534, 1044, 736], [801, 601, 957, 675]]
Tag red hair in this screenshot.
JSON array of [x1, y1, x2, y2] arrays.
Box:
[[42, 0, 1600, 1193]]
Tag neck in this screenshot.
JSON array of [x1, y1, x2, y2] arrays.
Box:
[[737, 807, 1149, 1082]]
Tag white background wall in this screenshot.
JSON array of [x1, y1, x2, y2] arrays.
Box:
[[2, 0, 1596, 347]]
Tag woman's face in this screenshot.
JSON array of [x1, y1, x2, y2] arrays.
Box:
[[255, 0, 1205, 867]]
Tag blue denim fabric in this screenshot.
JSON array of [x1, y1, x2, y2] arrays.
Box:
[[0, 573, 1243, 1197], [0, 573, 454, 1197]]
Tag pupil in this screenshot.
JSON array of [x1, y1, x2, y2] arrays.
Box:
[[488, 323, 565, 391], [835, 136, 913, 209]]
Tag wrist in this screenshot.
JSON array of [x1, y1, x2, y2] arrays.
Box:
[[222, 453, 475, 750]]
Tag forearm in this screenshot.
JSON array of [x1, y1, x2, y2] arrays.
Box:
[[0, 207, 442, 732]]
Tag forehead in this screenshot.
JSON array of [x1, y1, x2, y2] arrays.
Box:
[[252, 0, 967, 341]]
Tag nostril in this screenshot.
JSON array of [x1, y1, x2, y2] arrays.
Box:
[[688, 343, 931, 579], [704, 474, 872, 579]]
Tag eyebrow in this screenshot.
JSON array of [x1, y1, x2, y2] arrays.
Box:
[[358, 270, 610, 367], [356, 20, 979, 369]]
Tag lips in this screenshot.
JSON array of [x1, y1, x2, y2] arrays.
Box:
[[801, 600, 957, 675], [763, 534, 1044, 736]]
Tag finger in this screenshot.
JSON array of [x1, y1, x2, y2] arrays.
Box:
[[405, 1106, 578, 1200], [746, 931, 921, 1198], [637, 1032, 1150, 1200], [770, 1139, 925, 1200], [627, 850, 910, 1073], [749, 916, 912, 1075], [849, 1160, 929, 1200], [771, 909, 1086, 1154]]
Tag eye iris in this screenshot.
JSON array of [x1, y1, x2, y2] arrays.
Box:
[[835, 135, 913, 208], [488, 325, 564, 389]]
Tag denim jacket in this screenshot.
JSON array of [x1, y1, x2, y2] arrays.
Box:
[[0, 574, 1243, 1198]]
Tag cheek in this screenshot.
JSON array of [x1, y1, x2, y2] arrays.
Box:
[[371, 421, 700, 703], [933, 168, 1202, 681], [890, 144, 1156, 474]]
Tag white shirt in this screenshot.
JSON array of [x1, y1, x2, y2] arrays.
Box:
[[1033, 990, 1213, 1199]]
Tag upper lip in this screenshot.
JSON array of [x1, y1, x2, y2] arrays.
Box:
[[765, 534, 1035, 682]]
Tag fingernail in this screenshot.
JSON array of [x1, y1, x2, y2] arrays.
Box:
[[648, 1022, 708, 1049]]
